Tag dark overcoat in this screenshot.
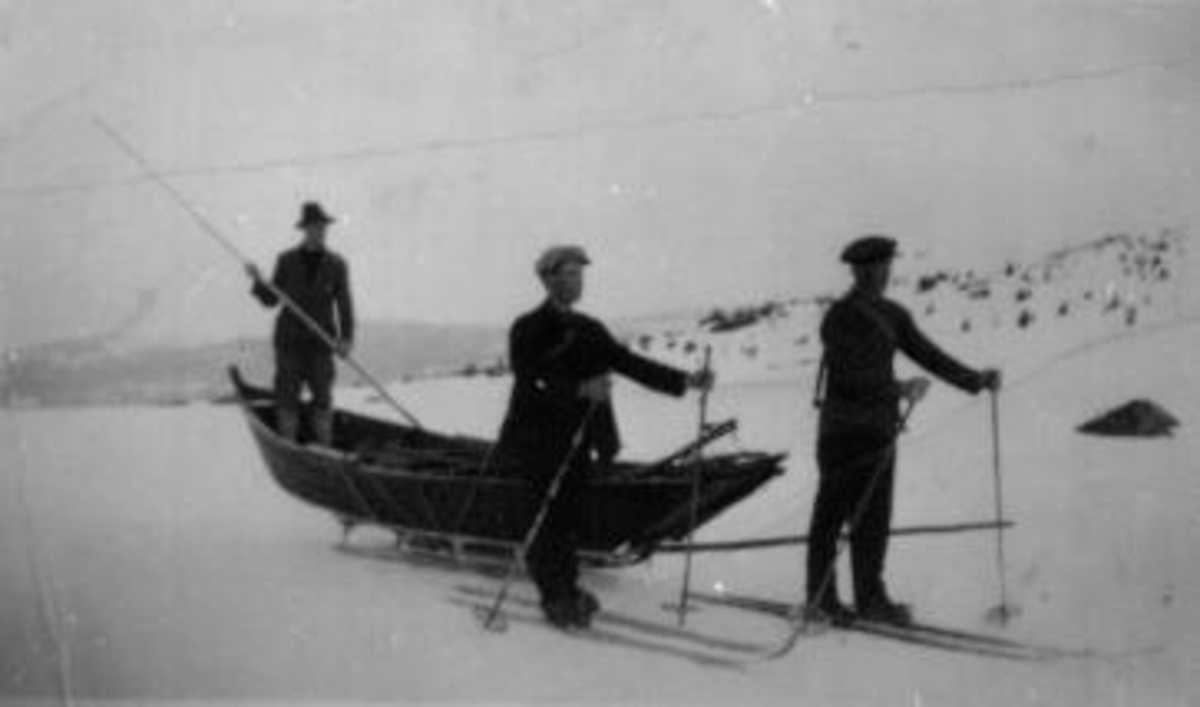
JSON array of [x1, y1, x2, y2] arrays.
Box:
[[497, 301, 689, 473], [818, 289, 983, 437], [252, 246, 355, 354]]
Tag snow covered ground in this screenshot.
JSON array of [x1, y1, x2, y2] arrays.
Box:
[[4, 1, 1200, 703], [3, 298, 1200, 705]]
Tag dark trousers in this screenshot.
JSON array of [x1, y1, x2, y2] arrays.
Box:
[[806, 427, 897, 607], [524, 457, 589, 606], [275, 347, 336, 410]]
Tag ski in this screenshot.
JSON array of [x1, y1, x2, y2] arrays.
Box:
[[692, 590, 1051, 661], [449, 597, 744, 670], [448, 593, 748, 670], [690, 590, 1152, 662], [456, 584, 771, 657], [697, 591, 1031, 649]]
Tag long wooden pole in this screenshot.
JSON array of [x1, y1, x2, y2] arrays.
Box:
[[656, 519, 1017, 554], [92, 116, 424, 430]]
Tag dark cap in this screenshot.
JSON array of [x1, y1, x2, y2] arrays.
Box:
[[535, 245, 590, 277], [840, 235, 897, 265], [296, 201, 335, 228]]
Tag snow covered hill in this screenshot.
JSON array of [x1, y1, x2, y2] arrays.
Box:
[[332, 229, 1189, 406], [452, 229, 1191, 388]]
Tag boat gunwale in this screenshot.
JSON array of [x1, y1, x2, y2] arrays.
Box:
[[233, 368, 785, 487]]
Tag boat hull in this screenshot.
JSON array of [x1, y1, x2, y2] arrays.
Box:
[[230, 367, 784, 561]]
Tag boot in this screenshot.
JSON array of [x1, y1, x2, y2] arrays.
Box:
[[541, 595, 584, 632], [803, 594, 855, 628], [276, 407, 300, 441], [857, 594, 912, 625], [573, 588, 600, 628], [312, 410, 335, 448]]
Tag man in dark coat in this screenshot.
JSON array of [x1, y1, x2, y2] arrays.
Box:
[[805, 235, 1000, 625], [497, 245, 713, 630], [246, 201, 355, 445]]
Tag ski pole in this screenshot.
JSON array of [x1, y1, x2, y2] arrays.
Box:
[[92, 116, 425, 431], [672, 345, 713, 626], [986, 387, 1015, 624], [479, 403, 599, 632]]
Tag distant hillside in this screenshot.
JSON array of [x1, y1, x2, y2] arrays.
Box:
[[1, 321, 503, 408], [2, 229, 1188, 407]]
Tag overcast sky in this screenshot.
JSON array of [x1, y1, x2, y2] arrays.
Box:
[[2, 0, 1198, 350]]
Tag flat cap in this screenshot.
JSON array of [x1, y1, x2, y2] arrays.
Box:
[[840, 235, 898, 265], [535, 245, 590, 277]]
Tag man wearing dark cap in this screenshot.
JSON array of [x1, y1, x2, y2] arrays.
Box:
[[246, 201, 355, 445], [805, 235, 1000, 625], [496, 245, 714, 630]]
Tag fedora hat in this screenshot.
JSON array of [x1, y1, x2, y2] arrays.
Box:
[[296, 201, 335, 228]]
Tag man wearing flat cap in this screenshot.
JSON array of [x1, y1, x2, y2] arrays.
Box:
[[805, 235, 1000, 626], [246, 201, 355, 446], [496, 245, 713, 630]]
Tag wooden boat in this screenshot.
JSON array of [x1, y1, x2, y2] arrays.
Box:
[[229, 366, 785, 567]]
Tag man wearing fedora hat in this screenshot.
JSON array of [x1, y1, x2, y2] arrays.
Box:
[[246, 201, 355, 445], [805, 235, 1000, 626], [495, 245, 714, 630]]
